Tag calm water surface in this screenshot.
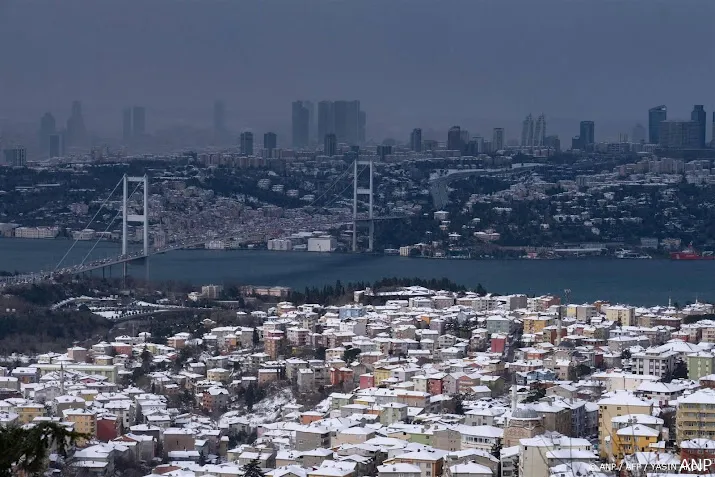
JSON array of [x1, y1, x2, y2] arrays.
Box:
[[1, 238, 714, 306]]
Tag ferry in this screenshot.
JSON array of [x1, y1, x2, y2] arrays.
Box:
[[615, 249, 652, 259]]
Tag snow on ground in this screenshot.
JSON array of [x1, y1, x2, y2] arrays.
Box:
[[94, 310, 123, 319], [220, 387, 296, 428], [314, 396, 330, 414]]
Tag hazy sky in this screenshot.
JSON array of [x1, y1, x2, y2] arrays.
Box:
[[0, 0, 713, 141]]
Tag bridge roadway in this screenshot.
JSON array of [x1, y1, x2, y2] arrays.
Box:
[[0, 238, 210, 288], [0, 215, 410, 288]]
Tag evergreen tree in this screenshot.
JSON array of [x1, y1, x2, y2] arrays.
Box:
[[245, 383, 256, 411], [243, 458, 265, 477], [0, 422, 84, 476], [252, 327, 260, 346]]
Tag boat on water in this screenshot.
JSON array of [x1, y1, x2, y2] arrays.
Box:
[[670, 243, 715, 260], [615, 249, 652, 259]]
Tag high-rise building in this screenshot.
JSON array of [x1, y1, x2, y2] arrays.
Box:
[[240, 131, 254, 156], [579, 121, 595, 148], [213, 100, 226, 138], [318, 100, 335, 143], [122, 108, 132, 141], [377, 144, 392, 159], [304, 101, 315, 143], [648, 105, 667, 144], [410, 128, 423, 152], [521, 114, 535, 147], [544, 135, 561, 152], [263, 132, 277, 158], [324, 133, 337, 156], [447, 126, 463, 153], [659, 120, 700, 149], [632, 123, 646, 143], [3, 147, 27, 166], [291, 101, 310, 148], [66, 100, 86, 147], [533, 114, 546, 147], [39, 112, 56, 154], [492, 128, 505, 152], [49, 134, 64, 158], [334, 100, 361, 145], [459, 129, 470, 147], [358, 110, 366, 144], [691, 105, 706, 149], [132, 107, 146, 137]]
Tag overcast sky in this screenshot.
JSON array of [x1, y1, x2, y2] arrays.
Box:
[[0, 0, 713, 141]]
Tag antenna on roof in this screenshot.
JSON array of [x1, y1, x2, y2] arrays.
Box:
[[60, 361, 65, 396]]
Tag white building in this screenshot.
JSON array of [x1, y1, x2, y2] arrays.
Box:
[[268, 239, 293, 251], [631, 348, 677, 378], [307, 236, 337, 252]]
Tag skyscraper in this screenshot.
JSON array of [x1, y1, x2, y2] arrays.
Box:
[[264, 132, 277, 158], [318, 100, 335, 143], [49, 134, 64, 158], [648, 105, 667, 144], [334, 100, 361, 145], [492, 128, 505, 152], [447, 126, 462, 153], [324, 133, 337, 156], [213, 100, 226, 138], [377, 144, 392, 159], [132, 107, 146, 137], [691, 105, 706, 149], [544, 135, 561, 152], [240, 131, 254, 156], [122, 108, 132, 141], [533, 114, 546, 147], [304, 101, 315, 143], [410, 128, 423, 152], [579, 121, 595, 149], [358, 110, 366, 144], [521, 114, 535, 147], [66, 100, 86, 147], [659, 120, 700, 149], [39, 112, 56, 154], [291, 101, 310, 148]]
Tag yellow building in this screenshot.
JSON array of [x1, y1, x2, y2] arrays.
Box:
[[597, 392, 653, 459], [604, 306, 636, 327], [676, 388, 715, 444], [374, 367, 392, 387], [612, 424, 659, 461], [523, 315, 554, 335], [63, 409, 97, 445], [15, 403, 46, 424]]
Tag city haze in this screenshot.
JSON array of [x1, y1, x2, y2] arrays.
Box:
[[1, 0, 713, 141]]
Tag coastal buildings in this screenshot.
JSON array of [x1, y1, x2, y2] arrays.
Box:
[[3, 282, 715, 475]]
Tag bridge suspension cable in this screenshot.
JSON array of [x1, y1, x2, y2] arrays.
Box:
[[322, 164, 368, 209], [79, 181, 144, 266], [54, 177, 124, 272], [306, 158, 356, 208]]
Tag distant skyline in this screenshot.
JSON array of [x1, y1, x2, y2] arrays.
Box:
[[0, 0, 713, 142]]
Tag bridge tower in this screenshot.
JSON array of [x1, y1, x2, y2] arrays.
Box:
[[122, 174, 150, 257], [352, 156, 374, 252]]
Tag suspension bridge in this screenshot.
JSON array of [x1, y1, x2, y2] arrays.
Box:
[[0, 156, 409, 287]]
